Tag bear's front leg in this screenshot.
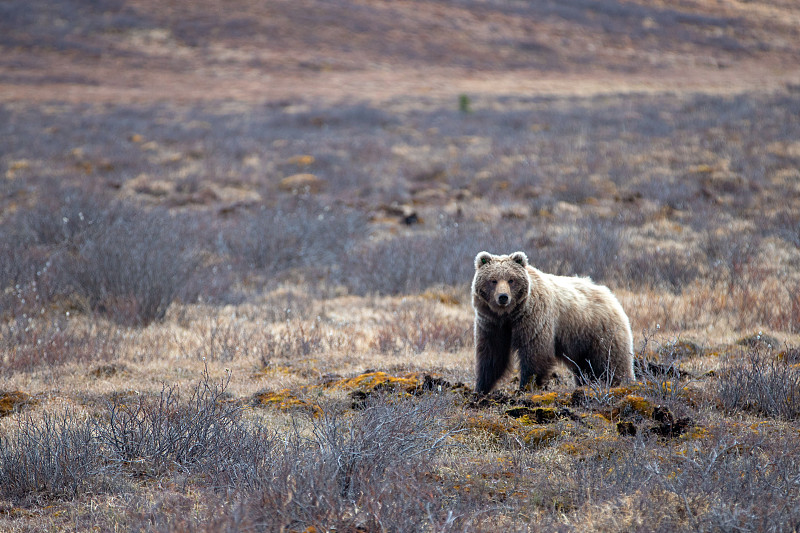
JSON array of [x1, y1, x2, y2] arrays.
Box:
[[515, 334, 556, 391], [475, 322, 512, 395]]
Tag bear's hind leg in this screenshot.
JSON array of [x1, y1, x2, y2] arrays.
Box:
[[519, 365, 555, 391], [567, 352, 626, 386]]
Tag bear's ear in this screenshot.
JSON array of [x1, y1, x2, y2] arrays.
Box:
[[475, 251, 493, 269], [510, 251, 528, 267]]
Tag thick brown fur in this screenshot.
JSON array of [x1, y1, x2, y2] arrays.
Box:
[[472, 251, 634, 394]]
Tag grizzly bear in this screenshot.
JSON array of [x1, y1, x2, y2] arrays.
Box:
[[471, 251, 634, 394]]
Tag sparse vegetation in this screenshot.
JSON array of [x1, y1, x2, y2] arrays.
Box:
[[718, 345, 800, 420], [2, 0, 800, 530], [0, 409, 112, 504]]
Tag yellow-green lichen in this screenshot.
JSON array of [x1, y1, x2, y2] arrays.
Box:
[[521, 426, 559, 447], [529, 391, 559, 405], [330, 371, 421, 393], [253, 389, 322, 417], [618, 395, 654, 418]]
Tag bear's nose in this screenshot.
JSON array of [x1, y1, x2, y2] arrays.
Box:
[[497, 293, 509, 305]]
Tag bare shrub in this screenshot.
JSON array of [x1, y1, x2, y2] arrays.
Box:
[[0, 181, 111, 317], [342, 231, 464, 295], [169, 397, 800, 533], [717, 345, 800, 420], [59, 205, 200, 326], [114, 395, 480, 531], [625, 247, 701, 294], [95, 366, 247, 478], [130, 395, 466, 531], [8, 181, 109, 248], [0, 381, 269, 506], [541, 428, 800, 532], [229, 393, 478, 531], [539, 219, 623, 283], [0, 409, 111, 504], [652, 432, 800, 532], [1, 191, 203, 326], [695, 228, 800, 332], [635, 333, 700, 410], [701, 230, 760, 280], [0, 0, 148, 52], [219, 199, 364, 276], [315, 394, 454, 497], [0, 235, 41, 312], [566, 355, 621, 406]]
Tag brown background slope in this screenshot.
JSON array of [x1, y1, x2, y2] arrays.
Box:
[[1, 0, 799, 104]]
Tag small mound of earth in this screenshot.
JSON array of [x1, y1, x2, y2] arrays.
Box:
[[90, 363, 128, 378], [737, 332, 781, 349], [0, 391, 35, 417]]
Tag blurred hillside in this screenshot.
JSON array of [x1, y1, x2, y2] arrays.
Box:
[[1, 0, 799, 103]]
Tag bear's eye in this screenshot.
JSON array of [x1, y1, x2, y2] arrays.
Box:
[[508, 279, 514, 285], [490, 279, 497, 285]]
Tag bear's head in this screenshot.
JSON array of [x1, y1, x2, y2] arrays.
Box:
[[472, 251, 531, 315]]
